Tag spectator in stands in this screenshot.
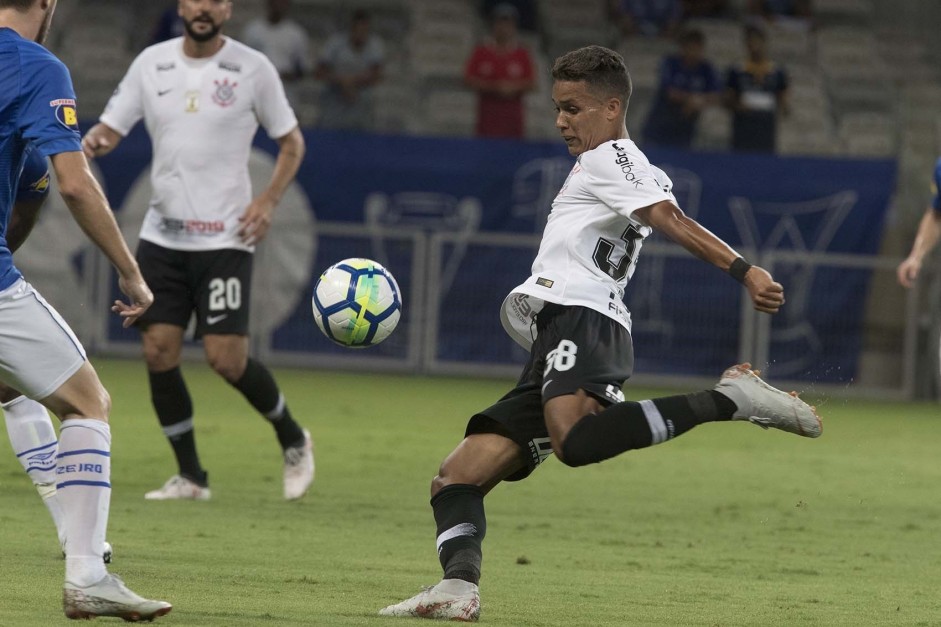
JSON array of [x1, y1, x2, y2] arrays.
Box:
[[682, 0, 729, 18], [642, 28, 720, 149], [243, 0, 312, 102], [150, 2, 183, 45], [464, 3, 536, 139], [610, 0, 683, 39], [746, 0, 813, 24], [724, 25, 788, 153], [481, 0, 538, 32], [314, 9, 385, 132]]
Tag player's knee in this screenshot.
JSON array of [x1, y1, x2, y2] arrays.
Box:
[[142, 341, 175, 371], [207, 354, 244, 383]]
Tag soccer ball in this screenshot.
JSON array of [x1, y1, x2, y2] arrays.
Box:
[[312, 258, 402, 348]]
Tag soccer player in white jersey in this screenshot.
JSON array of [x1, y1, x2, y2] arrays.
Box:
[[82, 0, 314, 501], [0, 0, 170, 619], [379, 45, 822, 622]]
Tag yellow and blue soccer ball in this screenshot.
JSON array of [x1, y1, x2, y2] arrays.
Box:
[[312, 258, 402, 348]]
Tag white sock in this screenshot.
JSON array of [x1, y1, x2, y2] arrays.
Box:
[[58, 418, 111, 586], [3, 395, 67, 547]]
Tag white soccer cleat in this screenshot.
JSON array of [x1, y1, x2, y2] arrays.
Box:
[[283, 429, 315, 500], [63, 573, 172, 621], [144, 474, 211, 501], [715, 363, 822, 438], [379, 579, 481, 622]]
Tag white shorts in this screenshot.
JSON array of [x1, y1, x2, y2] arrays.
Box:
[[0, 279, 86, 400]]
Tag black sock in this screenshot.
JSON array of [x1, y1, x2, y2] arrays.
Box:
[[229, 358, 305, 449], [560, 390, 737, 468], [149, 367, 207, 485], [432, 484, 486, 585]]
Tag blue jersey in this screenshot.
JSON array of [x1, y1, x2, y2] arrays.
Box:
[[15, 145, 50, 203], [931, 157, 941, 212], [0, 27, 82, 290]]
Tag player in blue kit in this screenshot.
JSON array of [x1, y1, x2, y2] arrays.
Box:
[[0, 0, 170, 620], [1, 147, 114, 563], [898, 158, 941, 290]]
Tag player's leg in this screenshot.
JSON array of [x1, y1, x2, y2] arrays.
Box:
[[41, 363, 171, 620], [194, 247, 310, 499], [135, 240, 209, 500], [548, 364, 822, 468], [1, 384, 66, 547], [0, 279, 169, 619], [380, 375, 546, 621], [525, 306, 818, 468], [202, 333, 313, 499], [140, 322, 210, 499], [379, 431, 526, 621]]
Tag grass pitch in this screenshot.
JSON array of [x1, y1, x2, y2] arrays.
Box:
[[1, 359, 940, 626]]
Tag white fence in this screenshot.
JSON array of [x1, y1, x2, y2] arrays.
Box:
[[15, 221, 919, 399]]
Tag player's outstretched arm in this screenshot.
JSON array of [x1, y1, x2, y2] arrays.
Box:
[[897, 207, 941, 288], [50, 151, 153, 326], [634, 200, 785, 314], [238, 126, 306, 246], [81, 123, 124, 159]]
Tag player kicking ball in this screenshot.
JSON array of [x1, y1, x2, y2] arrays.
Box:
[[379, 45, 821, 622]]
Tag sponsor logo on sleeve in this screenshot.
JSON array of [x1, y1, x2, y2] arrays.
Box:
[[156, 62, 176, 71], [535, 277, 554, 288], [613, 148, 643, 188], [29, 171, 50, 194], [50, 98, 79, 130]]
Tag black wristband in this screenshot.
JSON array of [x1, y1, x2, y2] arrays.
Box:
[[728, 257, 752, 283]]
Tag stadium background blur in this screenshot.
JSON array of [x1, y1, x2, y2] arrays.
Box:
[[25, 0, 941, 400]]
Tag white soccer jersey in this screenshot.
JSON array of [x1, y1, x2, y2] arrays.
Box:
[[101, 37, 298, 252], [502, 139, 677, 350]]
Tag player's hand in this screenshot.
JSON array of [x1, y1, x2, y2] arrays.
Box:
[[81, 125, 115, 159], [239, 195, 275, 246], [897, 257, 921, 288], [743, 265, 785, 314], [112, 273, 154, 328]]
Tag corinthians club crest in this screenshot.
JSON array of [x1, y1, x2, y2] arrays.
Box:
[[212, 78, 238, 107]]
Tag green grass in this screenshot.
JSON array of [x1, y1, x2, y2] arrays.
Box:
[[2, 359, 941, 626]]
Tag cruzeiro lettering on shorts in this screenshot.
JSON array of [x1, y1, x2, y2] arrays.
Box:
[[544, 339, 578, 377]]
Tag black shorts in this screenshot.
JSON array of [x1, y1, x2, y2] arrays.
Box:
[[135, 239, 253, 338], [466, 304, 634, 481]]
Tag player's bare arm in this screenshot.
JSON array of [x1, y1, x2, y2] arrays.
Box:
[[50, 150, 152, 326], [238, 126, 305, 246], [81, 122, 123, 159], [897, 207, 941, 288], [634, 199, 785, 314]]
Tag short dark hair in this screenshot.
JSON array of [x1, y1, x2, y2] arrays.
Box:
[[352, 8, 370, 22], [0, 0, 36, 11], [551, 45, 632, 114]]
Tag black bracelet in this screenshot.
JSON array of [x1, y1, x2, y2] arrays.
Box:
[[728, 257, 752, 283]]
